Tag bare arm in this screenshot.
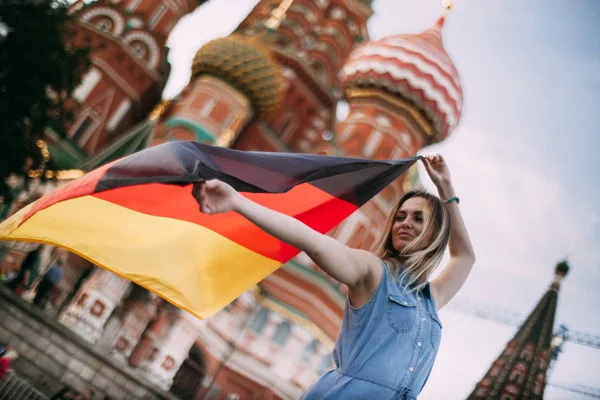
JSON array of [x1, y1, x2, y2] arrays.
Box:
[[423, 156, 476, 310], [193, 180, 379, 290]]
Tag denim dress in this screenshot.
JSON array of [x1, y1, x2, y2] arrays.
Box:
[[301, 262, 443, 400]]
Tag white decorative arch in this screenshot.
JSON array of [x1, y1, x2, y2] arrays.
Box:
[[122, 30, 160, 70], [80, 7, 125, 36]]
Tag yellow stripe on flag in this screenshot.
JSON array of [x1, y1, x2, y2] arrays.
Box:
[[2, 196, 280, 318]]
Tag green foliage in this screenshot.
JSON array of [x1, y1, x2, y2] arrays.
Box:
[[0, 0, 90, 202]]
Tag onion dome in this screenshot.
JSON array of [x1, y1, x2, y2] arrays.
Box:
[[339, 16, 463, 143], [191, 34, 284, 118]]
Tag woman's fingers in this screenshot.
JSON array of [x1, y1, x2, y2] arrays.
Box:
[[200, 184, 209, 212], [423, 154, 444, 166], [422, 156, 432, 170]]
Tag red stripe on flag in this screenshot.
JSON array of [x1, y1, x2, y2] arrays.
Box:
[[92, 182, 357, 263]]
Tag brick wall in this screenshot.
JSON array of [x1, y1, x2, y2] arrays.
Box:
[[0, 287, 179, 400]]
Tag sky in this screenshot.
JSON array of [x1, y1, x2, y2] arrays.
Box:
[[162, 0, 600, 398]]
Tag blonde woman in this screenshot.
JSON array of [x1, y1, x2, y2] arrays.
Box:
[[193, 155, 475, 400]]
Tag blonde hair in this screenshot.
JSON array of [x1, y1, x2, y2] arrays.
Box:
[[374, 191, 451, 293]]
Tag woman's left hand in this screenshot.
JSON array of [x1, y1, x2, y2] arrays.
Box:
[[422, 154, 452, 187]]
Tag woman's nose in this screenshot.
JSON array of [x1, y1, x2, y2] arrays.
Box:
[[400, 218, 412, 229]]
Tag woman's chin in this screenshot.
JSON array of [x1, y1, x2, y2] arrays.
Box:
[[393, 241, 408, 253]]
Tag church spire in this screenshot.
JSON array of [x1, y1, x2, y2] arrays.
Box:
[[467, 261, 570, 400]]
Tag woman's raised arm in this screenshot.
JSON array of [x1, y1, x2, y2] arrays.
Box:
[[422, 155, 476, 310], [193, 180, 380, 291]]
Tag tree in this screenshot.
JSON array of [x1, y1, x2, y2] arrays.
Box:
[[0, 0, 89, 202]]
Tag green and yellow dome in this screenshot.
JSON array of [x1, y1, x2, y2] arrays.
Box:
[[191, 34, 284, 118]]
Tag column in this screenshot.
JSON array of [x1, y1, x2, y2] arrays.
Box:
[[58, 268, 131, 343]]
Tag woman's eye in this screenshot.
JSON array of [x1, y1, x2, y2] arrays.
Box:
[[395, 215, 405, 221]]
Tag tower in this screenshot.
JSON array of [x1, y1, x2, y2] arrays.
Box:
[[46, 0, 207, 167], [467, 261, 570, 399], [330, 4, 463, 254], [148, 2, 289, 147], [231, 0, 373, 154]]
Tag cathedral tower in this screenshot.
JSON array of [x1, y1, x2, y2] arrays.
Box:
[[331, 5, 463, 252], [231, 0, 373, 154], [148, 1, 290, 147], [46, 0, 207, 166], [467, 261, 570, 399]]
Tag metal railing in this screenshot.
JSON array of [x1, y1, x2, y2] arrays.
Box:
[[0, 372, 48, 400]]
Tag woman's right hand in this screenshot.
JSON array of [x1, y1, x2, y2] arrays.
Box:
[[192, 179, 242, 215]]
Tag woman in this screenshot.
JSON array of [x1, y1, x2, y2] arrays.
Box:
[[192, 155, 475, 399]]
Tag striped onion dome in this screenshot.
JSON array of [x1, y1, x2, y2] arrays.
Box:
[[192, 34, 284, 118], [339, 16, 463, 142]]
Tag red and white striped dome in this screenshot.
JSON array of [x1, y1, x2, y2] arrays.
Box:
[[339, 17, 463, 142]]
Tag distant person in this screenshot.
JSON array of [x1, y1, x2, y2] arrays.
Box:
[[33, 255, 64, 308], [75, 388, 95, 400], [8, 247, 41, 295], [192, 155, 475, 399], [51, 387, 79, 400], [0, 345, 18, 379]]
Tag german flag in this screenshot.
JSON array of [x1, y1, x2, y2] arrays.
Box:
[[0, 142, 419, 318]]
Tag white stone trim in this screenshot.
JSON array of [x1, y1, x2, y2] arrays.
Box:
[[80, 6, 125, 36], [92, 57, 141, 104], [122, 30, 160, 70], [72, 68, 102, 103], [362, 129, 382, 158], [106, 98, 132, 132]]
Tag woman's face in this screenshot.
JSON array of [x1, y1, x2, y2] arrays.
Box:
[[391, 196, 432, 252]]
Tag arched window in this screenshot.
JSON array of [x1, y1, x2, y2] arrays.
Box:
[[70, 114, 99, 146], [289, 4, 317, 23], [302, 339, 318, 363], [272, 321, 291, 345], [281, 18, 305, 35], [310, 60, 328, 83], [249, 307, 270, 334]]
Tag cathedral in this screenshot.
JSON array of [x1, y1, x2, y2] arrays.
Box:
[[0, 0, 465, 398]]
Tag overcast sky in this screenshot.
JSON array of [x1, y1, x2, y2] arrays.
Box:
[[162, 0, 600, 398]]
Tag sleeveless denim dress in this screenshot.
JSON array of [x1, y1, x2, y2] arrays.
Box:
[[301, 262, 443, 400]]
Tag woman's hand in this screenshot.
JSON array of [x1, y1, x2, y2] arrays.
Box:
[[192, 179, 242, 215], [422, 154, 452, 188]]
